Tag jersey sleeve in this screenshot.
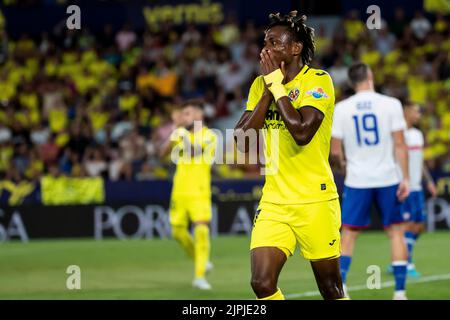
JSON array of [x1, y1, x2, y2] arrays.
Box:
[[331, 103, 344, 139], [300, 71, 335, 114], [390, 98, 407, 132], [418, 130, 425, 147], [245, 76, 265, 111]]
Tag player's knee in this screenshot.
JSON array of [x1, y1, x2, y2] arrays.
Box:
[[250, 276, 277, 297], [171, 225, 187, 241], [342, 227, 360, 240], [413, 222, 424, 234], [386, 225, 404, 238]]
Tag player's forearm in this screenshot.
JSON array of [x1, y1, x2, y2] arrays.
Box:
[[159, 140, 173, 158], [276, 98, 321, 146], [395, 143, 409, 181], [330, 141, 346, 174], [422, 165, 434, 184], [234, 93, 272, 153], [235, 93, 272, 132]]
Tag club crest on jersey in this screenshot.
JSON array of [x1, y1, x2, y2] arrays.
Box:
[[288, 87, 300, 102], [306, 87, 328, 99]]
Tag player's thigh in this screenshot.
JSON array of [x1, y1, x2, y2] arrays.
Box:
[[412, 191, 426, 223], [188, 197, 212, 223], [402, 191, 425, 223], [250, 204, 296, 258], [169, 196, 189, 227], [401, 192, 414, 222], [341, 186, 373, 228], [375, 184, 404, 227], [292, 199, 341, 261]]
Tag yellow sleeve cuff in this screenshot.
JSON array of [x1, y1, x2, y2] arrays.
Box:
[[268, 83, 287, 102], [263, 68, 284, 86], [263, 69, 286, 102]]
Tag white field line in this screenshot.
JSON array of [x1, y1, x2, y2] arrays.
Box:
[[285, 273, 450, 299]]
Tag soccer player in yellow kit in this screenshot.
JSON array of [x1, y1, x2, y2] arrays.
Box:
[[160, 101, 217, 290], [234, 11, 346, 300]]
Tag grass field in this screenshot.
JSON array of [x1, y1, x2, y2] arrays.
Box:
[[0, 231, 449, 300]]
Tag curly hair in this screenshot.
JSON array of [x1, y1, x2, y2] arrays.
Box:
[[266, 11, 315, 65]]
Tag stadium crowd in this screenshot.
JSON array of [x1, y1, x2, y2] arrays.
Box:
[[0, 8, 449, 183]]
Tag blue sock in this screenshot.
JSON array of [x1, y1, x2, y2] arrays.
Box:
[[392, 261, 407, 291], [340, 255, 352, 284], [404, 231, 418, 265]]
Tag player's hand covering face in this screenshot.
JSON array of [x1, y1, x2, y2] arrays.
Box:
[[260, 49, 286, 78], [261, 26, 302, 77], [171, 109, 183, 128]]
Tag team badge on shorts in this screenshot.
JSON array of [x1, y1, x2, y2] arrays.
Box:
[[288, 87, 300, 102], [306, 87, 328, 99]]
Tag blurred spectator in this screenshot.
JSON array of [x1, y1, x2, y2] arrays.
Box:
[[84, 148, 107, 177], [0, 8, 448, 184], [375, 25, 396, 56], [116, 23, 137, 52], [0, 123, 12, 143], [410, 11, 432, 40], [329, 56, 349, 87], [39, 134, 60, 167], [389, 7, 408, 39]]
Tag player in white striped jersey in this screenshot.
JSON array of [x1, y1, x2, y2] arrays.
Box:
[[331, 63, 410, 300], [395, 102, 437, 278]]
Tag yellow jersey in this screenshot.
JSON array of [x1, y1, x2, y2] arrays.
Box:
[[171, 126, 217, 199], [246, 65, 338, 204]]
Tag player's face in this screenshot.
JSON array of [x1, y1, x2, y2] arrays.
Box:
[[408, 105, 422, 125], [182, 105, 202, 128], [263, 26, 300, 65]]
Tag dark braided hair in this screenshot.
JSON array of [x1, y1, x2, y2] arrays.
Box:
[[266, 11, 315, 65]]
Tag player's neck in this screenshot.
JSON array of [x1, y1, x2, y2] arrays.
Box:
[[355, 80, 374, 92], [284, 62, 304, 84], [355, 87, 374, 93]]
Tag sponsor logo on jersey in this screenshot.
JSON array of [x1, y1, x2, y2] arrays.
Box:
[[306, 87, 328, 99]]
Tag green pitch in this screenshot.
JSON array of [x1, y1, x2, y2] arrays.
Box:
[[0, 231, 449, 299]]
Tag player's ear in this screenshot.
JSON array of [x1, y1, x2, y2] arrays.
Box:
[[292, 41, 302, 56]]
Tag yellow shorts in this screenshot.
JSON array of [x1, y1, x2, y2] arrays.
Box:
[[169, 195, 212, 227], [250, 198, 341, 261]]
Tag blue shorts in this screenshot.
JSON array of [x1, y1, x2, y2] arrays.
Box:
[[401, 191, 425, 223], [341, 184, 404, 229]]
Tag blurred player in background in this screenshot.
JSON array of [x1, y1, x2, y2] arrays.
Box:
[[331, 62, 410, 300], [235, 11, 346, 300], [160, 101, 217, 290], [389, 102, 438, 278]]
